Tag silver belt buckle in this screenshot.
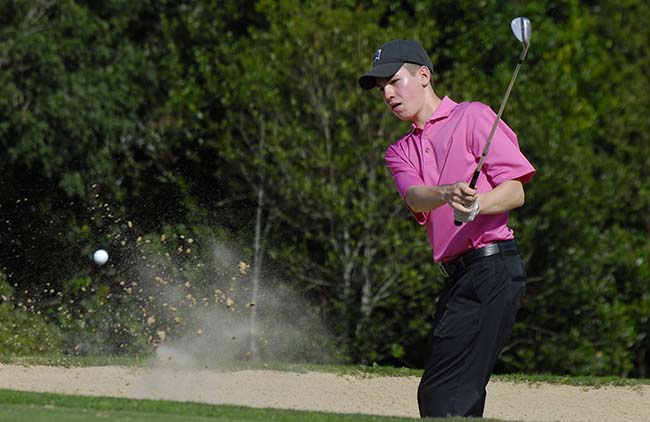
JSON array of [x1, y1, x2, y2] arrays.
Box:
[[439, 264, 450, 278]]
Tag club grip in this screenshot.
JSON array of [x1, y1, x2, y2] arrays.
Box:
[[454, 170, 481, 226]]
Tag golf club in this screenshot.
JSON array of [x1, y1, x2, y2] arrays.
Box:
[[455, 16, 532, 226]]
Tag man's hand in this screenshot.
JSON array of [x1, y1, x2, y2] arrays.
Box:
[[405, 182, 479, 214], [442, 182, 477, 208], [443, 182, 480, 222], [405, 180, 524, 218], [454, 199, 480, 222]]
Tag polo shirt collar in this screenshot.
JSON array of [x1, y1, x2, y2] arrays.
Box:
[[411, 96, 458, 131], [429, 96, 457, 122]]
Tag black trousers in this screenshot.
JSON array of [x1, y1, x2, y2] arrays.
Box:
[[418, 248, 526, 418]]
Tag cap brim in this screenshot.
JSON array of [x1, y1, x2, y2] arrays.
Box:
[[358, 62, 404, 90]]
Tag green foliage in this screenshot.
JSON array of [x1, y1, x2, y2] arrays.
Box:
[[497, 0, 650, 377], [1, 0, 650, 376], [55, 275, 150, 356], [208, 1, 444, 363], [0, 271, 64, 355], [0, 303, 65, 356]]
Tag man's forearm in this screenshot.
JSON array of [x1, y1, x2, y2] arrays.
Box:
[[477, 180, 525, 214], [405, 180, 525, 215], [405, 185, 448, 212]]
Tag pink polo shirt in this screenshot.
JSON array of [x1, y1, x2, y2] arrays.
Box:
[[385, 96, 535, 263]]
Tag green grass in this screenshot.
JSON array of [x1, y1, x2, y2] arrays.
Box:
[[0, 389, 503, 422], [496, 372, 650, 387], [0, 354, 148, 368]]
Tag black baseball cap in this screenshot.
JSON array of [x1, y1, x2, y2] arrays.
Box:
[[358, 39, 434, 90]]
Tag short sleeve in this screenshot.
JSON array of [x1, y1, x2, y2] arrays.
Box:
[[470, 105, 535, 185], [385, 144, 428, 224]]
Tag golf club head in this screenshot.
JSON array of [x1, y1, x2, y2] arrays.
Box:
[[511, 17, 531, 60]]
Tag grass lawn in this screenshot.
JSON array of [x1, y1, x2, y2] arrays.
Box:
[[0, 389, 501, 422]]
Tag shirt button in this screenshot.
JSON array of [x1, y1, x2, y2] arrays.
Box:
[[425, 148, 431, 153]]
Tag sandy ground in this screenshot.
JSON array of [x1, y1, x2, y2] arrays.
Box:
[[1, 364, 649, 421]]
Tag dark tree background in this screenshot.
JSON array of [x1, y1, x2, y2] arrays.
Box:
[[1, 0, 649, 377]]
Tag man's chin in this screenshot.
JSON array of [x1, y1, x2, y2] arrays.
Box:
[[393, 111, 411, 121]]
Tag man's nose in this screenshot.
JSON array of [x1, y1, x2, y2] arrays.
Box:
[[383, 85, 394, 102]]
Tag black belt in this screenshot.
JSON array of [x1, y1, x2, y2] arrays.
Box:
[[439, 240, 518, 278]]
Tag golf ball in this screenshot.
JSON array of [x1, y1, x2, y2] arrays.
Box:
[[93, 249, 109, 265]]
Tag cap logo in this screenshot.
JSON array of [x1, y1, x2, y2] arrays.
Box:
[[373, 48, 382, 63]]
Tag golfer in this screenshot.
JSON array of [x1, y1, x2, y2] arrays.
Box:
[[359, 40, 535, 418]]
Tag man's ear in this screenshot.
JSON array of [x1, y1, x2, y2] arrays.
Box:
[[419, 66, 431, 87]]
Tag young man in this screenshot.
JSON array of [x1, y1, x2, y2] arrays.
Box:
[[359, 39, 535, 418]]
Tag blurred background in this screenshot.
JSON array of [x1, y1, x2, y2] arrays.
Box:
[[1, 0, 649, 377]]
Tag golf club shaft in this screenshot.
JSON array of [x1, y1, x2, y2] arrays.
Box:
[[473, 59, 523, 181], [454, 59, 524, 226]]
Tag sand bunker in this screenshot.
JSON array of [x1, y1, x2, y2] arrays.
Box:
[[1, 364, 649, 421]]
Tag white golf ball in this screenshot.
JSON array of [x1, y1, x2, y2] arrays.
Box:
[[93, 249, 109, 265]]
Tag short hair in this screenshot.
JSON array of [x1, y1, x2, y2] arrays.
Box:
[[404, 63, 432, 88], [403, 62, 422, 76]]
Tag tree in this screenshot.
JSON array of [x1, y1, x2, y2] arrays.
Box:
[[0, 0, 176, 354]]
